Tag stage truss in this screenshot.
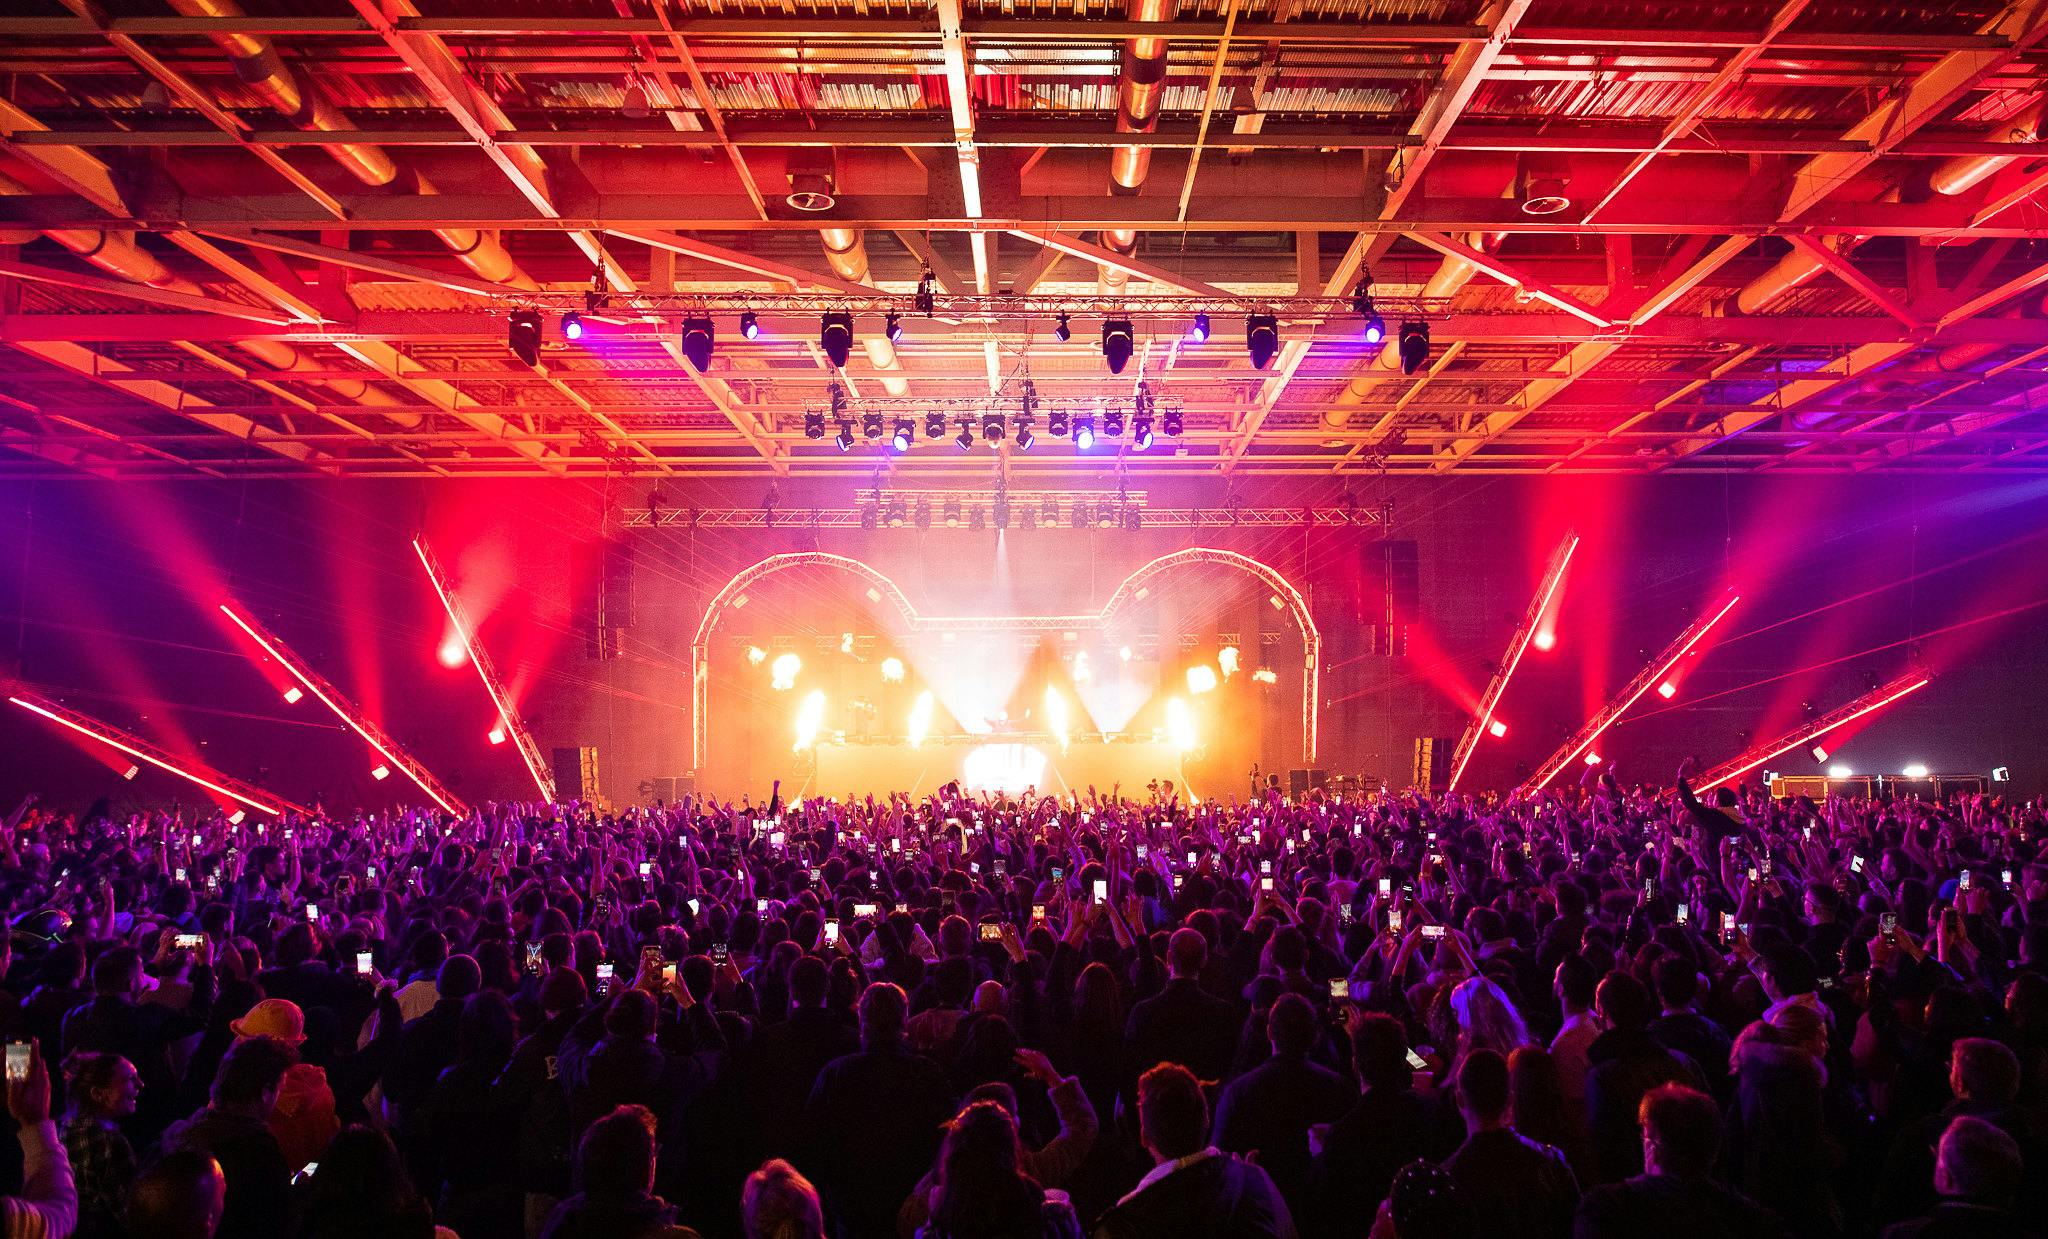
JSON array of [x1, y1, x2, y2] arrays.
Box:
[[626, 505, 1386, 529], [689, 547, 1321, 771]]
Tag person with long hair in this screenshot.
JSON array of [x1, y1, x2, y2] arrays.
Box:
[[917, 1101, 1079, 1239], [298, 1124, 445, 1239], [58, 1050, 132, 1238], [742, 1159, 823, 1239], [1449, 976, 1533, 1068]]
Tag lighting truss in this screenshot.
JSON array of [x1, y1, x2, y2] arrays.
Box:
[[500, 292, 1447, 322], [1445, 531, 1580, 793], [413, 539, 558, 803], [218, 602, 469, 816], [1693, 670, 1933, 792], [6, 686, 310, 817], [1521, 590, 1741, 791], [623, 504, 1385, 529]]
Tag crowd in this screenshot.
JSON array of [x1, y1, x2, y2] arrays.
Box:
[[0, 759, 2038, 1239]]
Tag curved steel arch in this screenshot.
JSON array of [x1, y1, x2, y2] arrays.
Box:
[[692, 547, 1321, 770]]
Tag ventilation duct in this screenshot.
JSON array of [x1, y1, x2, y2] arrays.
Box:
[[1098, 0, 1179, 293], [817, 228, 909, 396]]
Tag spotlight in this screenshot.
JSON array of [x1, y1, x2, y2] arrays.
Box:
[[489, 726, 507, 746], [993, 497, 1011, 527], [371, 764, 392, 781], [282, 686, 304, 704], [834, 423, 855, 452], [1809, 744, 1829, 762], [1488, 719, 1508, 738], [508, 309, 542, 366], [1656, 681, 1677, 699], [1053, 313, 1072, 342], [1097, 502, 1114, 528], [914, 268, 936, 317], [1532, 630, 1555, 651], [1016, 422, 1036, 451], [804, 412, 825, 439], [915, 498, 931, 529], [1162, 410, 1183, 436], [1583, 752, 1602, 766], [885, 311, 903, 343], [1047, 409, 1069, 438], [1827, 764, 1854, 778], [1102, 318, 1135, 373], [887, 498, 908, 527], [954, 421, 975, 452], [944, 498, 962, 528], [982, 413, 1005, 442], [771, 652, 802, 690], [680, 317, 715, 370], [891, 420, 914, 452], [740, 310, 760, 340], [561, 311, 584, 342], [1074, 417, 1096, 450], [970, 505, 985, 531], [861, 505, 877, 529], [1189, 312, 1210, 342], [1102, 409, 1124, 438], [820, 312, 854, 366], [1363, 312, 1386, 346], [1021, 505, 1036, 530], [1399, 320, 1430, 375], [861, 412, 884, 441], [1070, 503, 1088, 529], [1901, 763, 1929, 778], [1132, 417, 1154, 451], [1245, 314, 1279, 369], [880, 657, 905, 682], [925, 411, 947, 439]]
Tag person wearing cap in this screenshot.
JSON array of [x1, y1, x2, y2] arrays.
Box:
[[228, 999, 337, 1171]]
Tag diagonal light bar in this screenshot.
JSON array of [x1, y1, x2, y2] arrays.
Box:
[[1445, 531, 1579, 792], [1522, 590, 1741, 791], [412, 538, 557, 803], [7, 687, 308, 817], [1695, 670, 1933, 792], [218, 601, 468, 816]]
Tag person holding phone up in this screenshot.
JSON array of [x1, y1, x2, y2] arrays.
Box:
[[1, 1038, 78, 1239]]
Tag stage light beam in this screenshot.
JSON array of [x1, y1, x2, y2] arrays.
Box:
[[1044, 685, 1071, 753], [1187, 665, 1219, 694], [413, 539, 557, 803], [880, 657, 905, 682], [1445, 531, 1580, 792], [908, 691, 935, 749], [1166, 698, 1199, 752], [7, 690, 306, 817], [793, 690, 827, 752], [771, 652, 802, 690], [1489, 719, 1509, 738], [1218, 646, 1240, 679], [1693, 671, 1933, 791], [1657, 681, 1678, 699], [1902, 762, 1929, 778], [746, 646, 767, 665]]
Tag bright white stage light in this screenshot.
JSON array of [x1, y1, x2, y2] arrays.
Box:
[[1532, 630, 1556, 651], [488, 726, 507, 746], [1044, 685, 1071, 752], [1809, 744, 1829, 762], [1488, 719, 1509, 738], [282, 686, 304, 704], [1218, 646, 1241, 678], [840, 632, 855, 655], [1166, 697, 1199, 751], [1072, 650, 1091, 683], [1187, 665, 1219, 694], [1902, 763, 1929, 778], [1118, 645, 1132, 662], [1584, 752, 1602, 766], [793, 690, 827, 751], [770, 652, 802, 690], [1827, 764, 1853, 778], [880, 657, 906, 682], [746, 646, 767, 666], [121, 764, 140, 781], [1656, 682, 1677, 699], [908, 691, 935, 749], [438, 631, 468, 668], [962, 743, 1048, 795], [371, 765, 391, 781], [1252, 667, 1278, 685]]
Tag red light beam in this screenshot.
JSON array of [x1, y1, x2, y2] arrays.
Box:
[[1694, 670, 1933, 792], [413, 538, 557, 802], [1445, 531, 1579, 792], [7, 687, 309, 817], [1523, 590, 1741, 791], [217, 601, 468, 816]]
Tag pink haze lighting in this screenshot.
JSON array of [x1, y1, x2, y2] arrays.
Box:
[[1695, 671, 1934, 791], [1446, 531, 1579, 791], [413, 539, 559, 802], [7, 689, 306, 817]]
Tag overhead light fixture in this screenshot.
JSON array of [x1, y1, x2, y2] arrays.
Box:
[[1016, 422, 1036, 451], [970, 505, 986, 531], [861, 412, 884, 440], [1074, 417, 1096, 450], [282, 686, 304, 704], [739, 310, 760, 340], [1161, 410, 1183, 436], [507, 309, 542, 366], [621, 76, 651, 119], [887, 497, 908, 526], [680, 317, 715, 370], [885, 311, 904, 343], [820, 312, 854, 367], [1657, 681, 1678, 699], [1133, 417, 1154, 451], [1189, 312, 1210, 342], [1901, 763, 1929, 778], [914, 268, 936, 316], [944, 498, 962, 528], [1809, 744, 1829, 763], [488, 726, 508, 746], [993, 497, 1011, 527], [1047, 409, 1069, 438], [1246, 314, 1280, 369], [925, 411, 947, 439], [1399, 320, 1431, 375], [891, 420, 915, 452], [1102, 318, 1135, 373], [1362, 310, 1386, 346], [914, 498, 932, 529], [1053, 313, 1072, 342], [982, 413, 1005, 442], [954, 421, 975, 452], [1488, 719, 1509, 738], [1096, 503, 1114, 528], [1519, 152, 1574, 215], [1102, 409, 1124, 438], [561, 311, 584, 342], [804, 412, 825, 440], [834, 423, 856, 452], [1827, 763, 1854, 778]]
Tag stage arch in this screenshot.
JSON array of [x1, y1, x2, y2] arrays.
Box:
[[691, 548, 1322, 771]]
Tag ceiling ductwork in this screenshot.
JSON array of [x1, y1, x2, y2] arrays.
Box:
[[1098, 0, 1179, 294], [1929, 96, 2048, 197], [164, 0, 535, 291]]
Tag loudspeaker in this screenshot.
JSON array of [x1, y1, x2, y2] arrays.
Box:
[[1361, 540, 1420, 657], [601, 538, 635, 631], [1287, 768, 1327, 797], [638, 773, 696, 803], [573, 540, 633, 659], [552, 746, 602, 803], [1412, 736, 1451, 788]]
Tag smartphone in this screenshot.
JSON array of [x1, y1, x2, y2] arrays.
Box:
[[1959, 869, 1973, 893], [854, 902, 878, 918], [595, 962, 614, 996], [808, 867, 822, 882], [640, 945, 663, 975], [662, 962, 677, 986], [1051, 866, 1065, 883], [1092, 879, 1108, 904], [1329, 978, 1349, 1000], [1260, 859, 1272, 875], [175, 867, 187, 883], [1420, 924, 1445, 940], [366, 865, 377, 881], [1404, 1048, 1428, 1071], [175, 933, 203, 950], [1851, 855, 1865, 874], [304, 903, 318, 922], [291, 1162, 319, 1186], [686, 898, 700, 916], [1187, 851, 1197, 867], [1135, 845, 1148, 860], [1747, 867, 1759, 882], [969, 862, 980, 875], [1677, 903, 1690, 925], [1721, 912, 1737, 938], [756, 898, 769, 915], [1881, 912, 1898, 939], [1644, 877, 1656, 898], [2003, 868, 2014, 886], [639, 861, 652, 878], [3, 1042, 27, 1083], [1031, 903, 1046, 922], [1377, 877, 1392, 896], [824, 921, 840, 947], [525, 942, 544, 974], [711, 942, 730, 965], [355, 951, 373, 977], [1261, 876, 1274, 892], [1388, 908, 1404, 935], [978, 922, 1002, 942]]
